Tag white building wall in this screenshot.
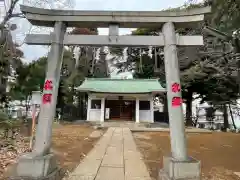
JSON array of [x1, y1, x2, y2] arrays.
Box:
[[87, 95, 102, 122], [139, 96, 154, 123], [87, 93, 154, 123], [100, 98, 105, 122], [89, 109, 101, 122], [139, 110, 151, 122]]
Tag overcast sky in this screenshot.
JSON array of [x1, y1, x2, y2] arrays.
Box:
[[15, 0, 203, 62]]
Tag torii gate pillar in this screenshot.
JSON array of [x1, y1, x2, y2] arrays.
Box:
[[159, 22, 200, 180], [163, 22, 188, 161], [15, 21, 66, 179]]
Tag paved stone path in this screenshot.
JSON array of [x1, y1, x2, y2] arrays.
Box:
[[67, 127, 152, 180]]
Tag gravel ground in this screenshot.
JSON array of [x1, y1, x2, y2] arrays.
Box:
[[134, 131, 240, 180], [0, 124, 106, 179]]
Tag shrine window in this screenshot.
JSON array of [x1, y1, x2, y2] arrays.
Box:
[[91, 100, 101, 109], [139, 101, 150, 110]]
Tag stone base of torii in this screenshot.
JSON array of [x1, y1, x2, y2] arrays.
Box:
[[159, 157, 201, 180], [10, 5, 211, 180]]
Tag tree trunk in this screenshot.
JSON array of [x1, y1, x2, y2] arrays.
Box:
[[25, 95, 31, 118], [77, 93, 81, 119], [235, 39, 240, 94], [4, 128, 8, 139], [78, 93, 85, 120], [0, 0, 19, 27], [81, 94, 85, 119], [185, 91, 193, 126], [223, 104, 229, 131], [163, 93, 169, 123], [228, 104, 237, 130], [84, 93, 88, 119], [25, 95, 32, 136]]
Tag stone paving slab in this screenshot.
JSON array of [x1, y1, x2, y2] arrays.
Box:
[[95, 167, 124, 180], [67, 127, 152, 180], [109, 142, 123, 147], [131, 127, 212, 133], [125, 177, 152, 180], [124, 150, 142, 160], [124, 144, 138, 151], [85, 148, 106, 160], [106, 146, 123, 157], [71, 159, 102, 176], [101, 154, 124, 167], [68, 175, 95, 180], [125, 159, 150, 177]]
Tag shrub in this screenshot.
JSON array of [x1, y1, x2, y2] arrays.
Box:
[[0, 110, 9, 122]]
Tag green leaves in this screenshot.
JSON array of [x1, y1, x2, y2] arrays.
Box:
[[107, 0, 239, 107], [0, 110, 9, 122], [207, 0, 240, 34], [10, 57, 47, 101]]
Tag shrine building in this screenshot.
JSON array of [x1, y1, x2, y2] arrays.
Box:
[[76, 78, 166, 123]]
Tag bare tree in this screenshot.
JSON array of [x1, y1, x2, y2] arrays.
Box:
[[17, 0, 75, 45], [0, 0, 75, 101], [0, 0, 23, 27]]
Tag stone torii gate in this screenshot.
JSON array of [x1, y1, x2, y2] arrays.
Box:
[[16, 5, 211, 180]]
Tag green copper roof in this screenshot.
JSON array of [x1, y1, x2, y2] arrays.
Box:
[[76, 78, 166, 94]]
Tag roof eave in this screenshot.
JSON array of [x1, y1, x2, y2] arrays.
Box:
[[152, 90, 167, 93], [76, 89, 166, 94]]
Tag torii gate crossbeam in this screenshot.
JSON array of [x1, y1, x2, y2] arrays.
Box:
[[25, 34, 203, 46]]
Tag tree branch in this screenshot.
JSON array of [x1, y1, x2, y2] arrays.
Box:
[[0, 0, 21, 27], [11, 13, 24, 18]]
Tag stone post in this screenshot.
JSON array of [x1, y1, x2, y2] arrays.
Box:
[[34, 21, 66, 155], [16, 21, 66, 178], [162, 22, 187, 161], [135, 98, 140, 123], [159, 22, 200, 180], [87, 95, 91, 121], [150, 97, 154, 123], [100, 98, 105, 122]]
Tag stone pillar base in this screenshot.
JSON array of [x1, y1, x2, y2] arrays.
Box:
[[158, 156, 201, 180], [12, 153, 58, 179]]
